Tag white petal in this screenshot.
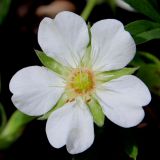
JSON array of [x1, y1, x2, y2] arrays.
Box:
[[66, 99, 94, 154], [38, 11, 89, 68], [46, 102, 75, 149], [91, 19, 136, 72], [116, 0, 135, 12], [46, 99, 94, 154], [9, 66, 65, 116], [100, 101, 145, 128], [96, 75, 151, 127]]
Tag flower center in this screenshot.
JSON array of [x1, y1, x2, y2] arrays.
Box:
[[67, 68, 95, 96]]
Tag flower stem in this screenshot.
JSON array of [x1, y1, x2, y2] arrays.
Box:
[[0, 110, 34, 149], [81, 0, 97, 21], [0, 103, 7, 133]]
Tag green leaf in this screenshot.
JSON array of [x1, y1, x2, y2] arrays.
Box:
[[132, 52, 160, 96], [149, 0, 158, 7], [97, 67, 138, 82], [0, 0, 11, 24], [0, 103, 7, 133], [124, 0, 160, 22], [125, 20, 160, 36], [125, 20, 160, 44], [137, 63, 160, 96], [35, 50, 69, 77], [134, 28, 160, 44], [126, 144, 138, 160], [87, 96, 105, 127], [131, 51, 160, 67]]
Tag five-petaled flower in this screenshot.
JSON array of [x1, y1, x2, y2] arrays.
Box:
[[9, 11, 151, 154]]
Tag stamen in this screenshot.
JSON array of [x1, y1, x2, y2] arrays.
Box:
[[66, 68, 96, 98]]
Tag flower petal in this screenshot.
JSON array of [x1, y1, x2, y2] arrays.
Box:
[[38, 11, 89, 68], [46, 102, 74, 149], [9, 66, 65, 116], [96, 75, 151, 127], [46, 99, 94, 154], [99, 101, 145, 128], [91, 19, 136, 72], [66, 99, 94, 154]]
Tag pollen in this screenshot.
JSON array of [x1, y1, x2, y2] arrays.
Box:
[[66, 68, 96, 96]]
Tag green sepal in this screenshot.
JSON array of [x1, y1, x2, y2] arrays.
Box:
[[81, 46, 92, 68], [97, 67, 138, 83], [38, 93, 68, 120], [0, 103, 7, 133], [35, 50, 69, 77], [87, 96, 105, 127]]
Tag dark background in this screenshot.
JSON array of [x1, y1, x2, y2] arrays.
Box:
[[0, 0, 160, 159]]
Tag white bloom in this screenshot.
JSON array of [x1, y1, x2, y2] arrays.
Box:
[[115, 0, 135, 11], [9, 11, 151, 154]]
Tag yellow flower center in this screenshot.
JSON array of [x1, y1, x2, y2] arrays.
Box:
[[66, 68, 95, 97]]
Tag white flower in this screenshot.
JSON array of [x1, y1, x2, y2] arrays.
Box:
[[115, 0, 135, 11], [9, 11, 151, 154]]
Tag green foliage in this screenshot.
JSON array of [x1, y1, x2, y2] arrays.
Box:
[[124, 130, 138, 160], [0, 103, 7, 133], [124, 1, 160, 44], [137, 64, 160, 96], [126, 144, 138, 160], [134, 28, 160, 44], [124, 0, 160, 22], [0, 111, 34, 149], [125, 20, 160, 44], [132, 52, 160, 96], [126, 16, 160, 99], [125, 20, 160, 36], [0, 0, 11, 24]]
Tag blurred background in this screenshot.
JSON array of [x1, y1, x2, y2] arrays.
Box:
[[0, 0, 160, 160]]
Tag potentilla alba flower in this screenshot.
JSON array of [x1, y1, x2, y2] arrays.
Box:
[[9, 11, 151, 154]]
